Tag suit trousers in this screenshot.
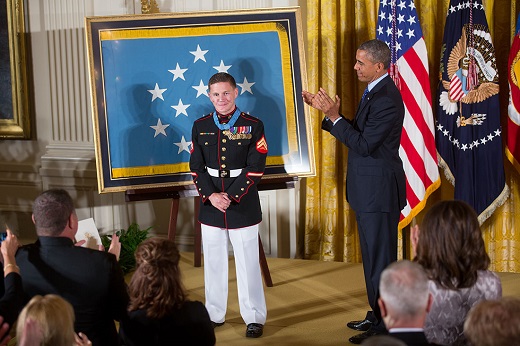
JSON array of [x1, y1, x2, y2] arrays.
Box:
[[356, 210, 399, 331], [201, 223, 267, 325]]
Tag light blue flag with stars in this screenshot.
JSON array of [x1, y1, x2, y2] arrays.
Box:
[[101, 28, 289, 178]]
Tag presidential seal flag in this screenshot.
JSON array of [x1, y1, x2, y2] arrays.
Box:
[[506, 14, 520, 173], [376, 0, 440, 229], [436, 0, 508, 222]]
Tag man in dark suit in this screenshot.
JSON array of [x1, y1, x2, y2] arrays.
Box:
[[13, 189, 129, 346], [379, 260, 436, 346], [190, 72, 268, 338], [303, 39, 406, 344]]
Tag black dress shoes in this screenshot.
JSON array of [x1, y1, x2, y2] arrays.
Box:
[[246, 323, 264, 338], [212, 321, 225, 328], [348, 329, 384, 344], [346, 319, 373, 331]]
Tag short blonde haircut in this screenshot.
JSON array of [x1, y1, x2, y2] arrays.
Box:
[[464, 297, 520, 346], [16, 294, 76, 346]]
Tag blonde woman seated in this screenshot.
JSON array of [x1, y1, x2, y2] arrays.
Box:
[[119, 238, 215, 346], [411, 200, 502, 345], [16, 294, 91, 346]]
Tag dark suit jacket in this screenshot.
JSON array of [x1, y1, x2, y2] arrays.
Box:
[[0, 272, 24, 326], [322, 75, 406, 213], [14, 237, 129, 346], [119, 300, 215, 346], [190, 111, 267, 229], [390, 330, 439, 346]]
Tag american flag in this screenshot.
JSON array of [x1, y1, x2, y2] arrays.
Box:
[[376, 0, 440, 228]]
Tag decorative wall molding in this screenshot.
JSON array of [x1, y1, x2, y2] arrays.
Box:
[[141, 0, 296, 13], [1, 0, 303, 258]]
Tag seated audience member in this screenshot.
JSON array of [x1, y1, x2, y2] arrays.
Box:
[[378, 260, 436, 346], [119, 237, 215, 346], [361, 335, 406, 346], [16, 294, 91, 346], [411, 200, 502, 345], [463, 297, 520, 346], [11, 189, 129, 346]]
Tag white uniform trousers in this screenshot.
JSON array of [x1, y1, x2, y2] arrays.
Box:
[[201, 223, 267, 325]]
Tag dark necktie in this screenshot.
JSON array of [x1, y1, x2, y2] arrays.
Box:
[[361, 87, 369, 102]]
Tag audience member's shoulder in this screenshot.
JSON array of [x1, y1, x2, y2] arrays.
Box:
[[71, 245, 119, 264], [181, 300, 211, 319], [477, 269, 500, 280], [476, 269, 502, 297], [16, 242, 39, 254], [184, 300, 205, 309]]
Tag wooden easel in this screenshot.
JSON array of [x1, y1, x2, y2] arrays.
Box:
[[124, 177, 297, 288]]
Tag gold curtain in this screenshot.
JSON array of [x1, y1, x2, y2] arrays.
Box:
[[303, 0, 520, 272]]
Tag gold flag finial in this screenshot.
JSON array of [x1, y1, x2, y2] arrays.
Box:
[[141, 0, 160, 14]]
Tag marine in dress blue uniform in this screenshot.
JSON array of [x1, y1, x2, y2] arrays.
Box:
[[189, 72, 268, 338]]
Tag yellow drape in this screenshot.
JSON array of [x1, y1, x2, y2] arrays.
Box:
[[303, 0, 520, 272]]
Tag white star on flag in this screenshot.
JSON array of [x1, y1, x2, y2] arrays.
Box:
[[213, 60, 232, 73], [147, 83, 167, 102], [192, 80, 209, 98], [168, 63, 188, 81], [149, 118, 170, 137], [173, 135, 192, 154], [376, 0, 440, 229], [238, 77, 255, 95], [171, 99, 190, 117], [190, 44, 208, 63]]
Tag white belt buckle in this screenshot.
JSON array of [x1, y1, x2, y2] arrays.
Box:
[[207, 167, 242, 178]]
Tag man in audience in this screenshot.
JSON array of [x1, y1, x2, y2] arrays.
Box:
[[377, 260, 435, 346], [464, 297, 520, 345], [11, 189, 128, 346]]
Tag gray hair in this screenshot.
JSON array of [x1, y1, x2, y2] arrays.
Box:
[[358, 39, 391, 69], [379, 260, 429, 318]]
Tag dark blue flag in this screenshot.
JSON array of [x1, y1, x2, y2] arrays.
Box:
[[436, 0, 508, 222]]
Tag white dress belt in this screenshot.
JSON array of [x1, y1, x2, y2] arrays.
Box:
[[207, 167, 243, 178]]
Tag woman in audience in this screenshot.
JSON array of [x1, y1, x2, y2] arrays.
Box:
[[464, 297, 520, 346], [16, 294, 91, 346], [411, 200, 502, 345], [119, 238, 215, 346]]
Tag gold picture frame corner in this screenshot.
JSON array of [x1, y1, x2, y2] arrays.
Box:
[[0, 0, 31, 139]]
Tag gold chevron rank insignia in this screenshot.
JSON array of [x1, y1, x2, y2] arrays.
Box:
[[256, 135, 268, 154]]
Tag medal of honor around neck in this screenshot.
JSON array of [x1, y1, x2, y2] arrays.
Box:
[[213, 108, 241, 130]]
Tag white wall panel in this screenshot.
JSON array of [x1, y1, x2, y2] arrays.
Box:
[[0, 0, 302, 257]]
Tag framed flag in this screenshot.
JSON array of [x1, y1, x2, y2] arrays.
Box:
[[86, 6, 314, 193]]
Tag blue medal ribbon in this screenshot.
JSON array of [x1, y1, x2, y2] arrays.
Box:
[[213, 108, 241, 130]]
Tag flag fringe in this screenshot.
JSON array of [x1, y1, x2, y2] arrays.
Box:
[[398, 176, 441, 230], [437, 152, 455, 185], [477, 184, 509, 225], [438, 151, 510, 225]]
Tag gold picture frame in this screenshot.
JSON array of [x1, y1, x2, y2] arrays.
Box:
[[0, 0, 30, 139], [86, 7, 314, 193]]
